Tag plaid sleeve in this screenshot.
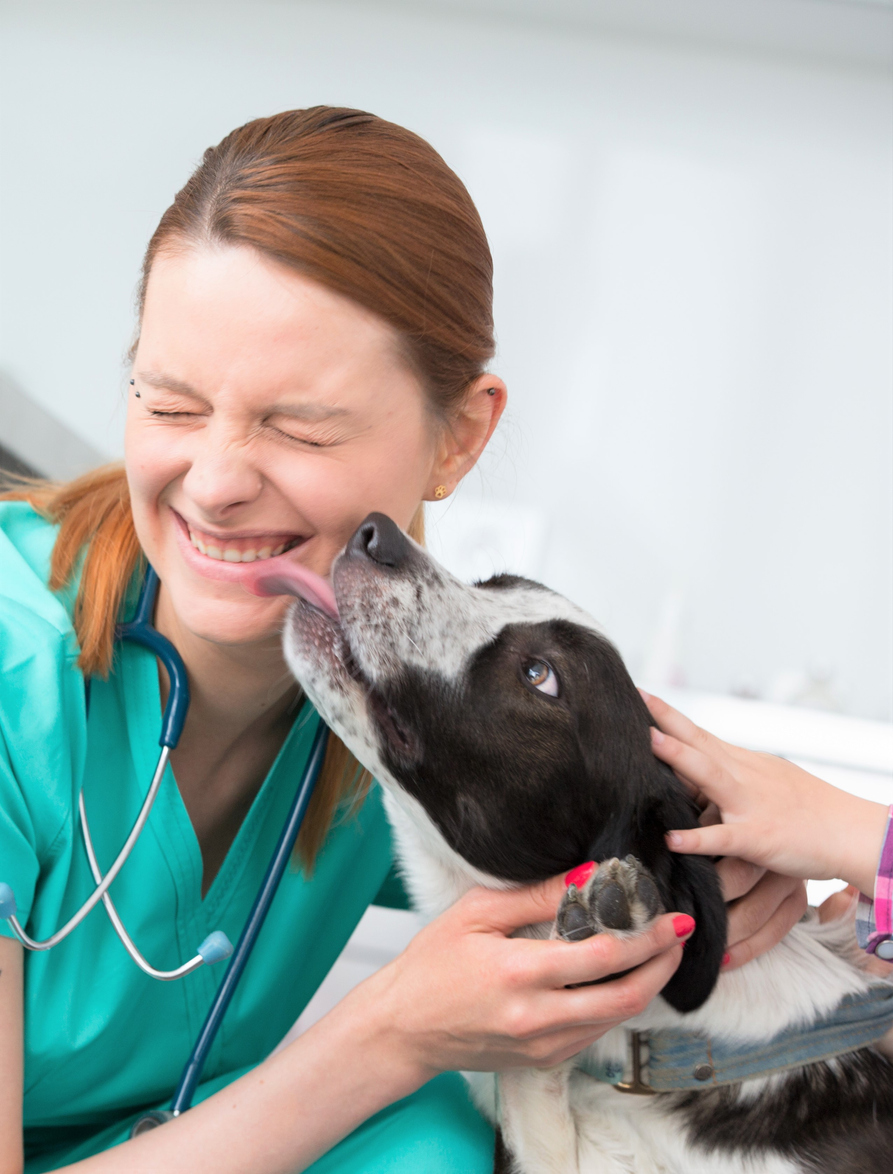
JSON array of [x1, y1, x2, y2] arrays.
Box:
[[855, 804, 893, 959]]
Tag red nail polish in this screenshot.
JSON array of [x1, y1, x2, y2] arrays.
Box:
[[722, 952, 731, 967], [673, 914, 696, 938], [565, 862, 595, 889]]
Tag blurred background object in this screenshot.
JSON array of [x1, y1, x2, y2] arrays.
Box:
[[2, 0, 890, 1041], [2, 0, 890, 721]]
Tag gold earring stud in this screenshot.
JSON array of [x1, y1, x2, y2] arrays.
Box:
[[433, 485, 447, 500]]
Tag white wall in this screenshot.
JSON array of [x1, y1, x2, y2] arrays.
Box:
[[1, 0, 891, 719]]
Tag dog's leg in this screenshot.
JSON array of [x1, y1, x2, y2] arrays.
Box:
[[486, 857, 662, 1174], [498, 1064, 580, 1174], [494, 860, 662, 1173]]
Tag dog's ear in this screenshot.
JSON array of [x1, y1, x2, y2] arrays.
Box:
[[658, 848, 727, 1012], [640, 784, 727, 1013]]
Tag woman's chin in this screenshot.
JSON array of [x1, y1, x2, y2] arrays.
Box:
[[159, 565, 292, 650], [177, 598, 292, 650]]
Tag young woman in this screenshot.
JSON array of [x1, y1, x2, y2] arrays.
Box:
[[0, 108, 804, 1174]]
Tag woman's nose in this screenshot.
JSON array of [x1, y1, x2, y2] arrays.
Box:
[[179, 437, 264, 520]]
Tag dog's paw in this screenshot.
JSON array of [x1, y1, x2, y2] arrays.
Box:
[[556, 856, 663, 942]]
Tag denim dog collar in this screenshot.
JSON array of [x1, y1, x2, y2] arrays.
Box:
[[587, 984, 893, 1094]]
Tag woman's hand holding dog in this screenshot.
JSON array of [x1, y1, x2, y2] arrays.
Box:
[[714, 857, 808, 972], [643, 691, 889, 902], [347, 876, 691, 1081]]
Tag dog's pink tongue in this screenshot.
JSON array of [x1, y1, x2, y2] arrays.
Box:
[[242, 558, 339, 619]]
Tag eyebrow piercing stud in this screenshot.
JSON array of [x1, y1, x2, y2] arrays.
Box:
[[130, 379, 140, 398]]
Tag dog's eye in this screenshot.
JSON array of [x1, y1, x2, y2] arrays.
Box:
[[524, 660, 559, 697]]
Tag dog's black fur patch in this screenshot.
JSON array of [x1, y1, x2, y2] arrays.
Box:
[[672, 1047, 893, 1173], [367, 612, 726, 1012]]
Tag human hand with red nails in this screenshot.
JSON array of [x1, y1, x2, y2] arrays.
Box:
[[642, 691, 889, 911], [355, 871, 694, 1080]]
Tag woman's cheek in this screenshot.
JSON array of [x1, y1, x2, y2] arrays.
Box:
[[126, 420, 174, 492], [273, 462, 369, 558]]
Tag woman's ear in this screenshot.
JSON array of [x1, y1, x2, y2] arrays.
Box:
[[425, 375, 506, 500]]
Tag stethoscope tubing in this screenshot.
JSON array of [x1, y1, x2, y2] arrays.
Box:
[[0, 559, 332, 1133], [3, 745, 172, 952], [78, 788, 208, 981], [169, 715, 329, 1115], [2, 566, 204, 959]]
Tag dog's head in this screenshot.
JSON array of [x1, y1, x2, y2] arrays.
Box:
[[255, 513, 726, 1011]]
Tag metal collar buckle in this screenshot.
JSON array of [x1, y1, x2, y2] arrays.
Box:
[[614, 1030, 656, 1095]]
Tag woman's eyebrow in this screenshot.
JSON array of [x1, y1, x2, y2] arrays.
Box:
[[137, 371, 206, 398], [270, 402, 351, 422]]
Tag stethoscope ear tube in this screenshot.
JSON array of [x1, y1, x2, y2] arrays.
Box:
[[167, 717, 329, 1118], [79, 790, 234, 980], [115, 566, 190, 749], [2, 746, 174, 952]]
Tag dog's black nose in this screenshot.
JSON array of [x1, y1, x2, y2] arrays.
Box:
[[347, 513, 409, 568]]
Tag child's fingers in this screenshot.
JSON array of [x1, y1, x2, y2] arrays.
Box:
[[640, 691, 716, 751], [814, 883, 892, 979], [817, 886, 858, 924], [649, 727, 738, 809], [665, 822, 743, 859]]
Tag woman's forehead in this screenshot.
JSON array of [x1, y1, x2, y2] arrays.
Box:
[[136, 245, 424, 410]]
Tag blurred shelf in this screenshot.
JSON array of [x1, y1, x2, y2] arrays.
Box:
[[641, 685, 893, 776]]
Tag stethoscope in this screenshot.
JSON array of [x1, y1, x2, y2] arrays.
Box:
[[0, 565, 328, 1130]]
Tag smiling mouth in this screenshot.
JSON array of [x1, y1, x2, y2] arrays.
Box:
[[185, 520, 306, 564]]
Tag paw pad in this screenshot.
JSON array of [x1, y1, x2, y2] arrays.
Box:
[[556, 855, 663, 943]]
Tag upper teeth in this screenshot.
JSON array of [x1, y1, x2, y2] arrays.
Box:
[[189, 531, 291, 562]]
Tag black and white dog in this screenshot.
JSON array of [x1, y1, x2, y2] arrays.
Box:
[[266, 514, 893, 1174]]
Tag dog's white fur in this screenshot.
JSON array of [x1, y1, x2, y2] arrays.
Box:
[[283, 538, 886, 1174]]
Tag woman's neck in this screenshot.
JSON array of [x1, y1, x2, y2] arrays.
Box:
[[153, 585, 303, 894], [154, 585, 300, 744]]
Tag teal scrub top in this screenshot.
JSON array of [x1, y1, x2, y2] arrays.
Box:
[[0, 501, 406, 1161]]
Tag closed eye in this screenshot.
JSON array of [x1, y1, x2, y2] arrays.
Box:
[[522, 659, 560, 697]]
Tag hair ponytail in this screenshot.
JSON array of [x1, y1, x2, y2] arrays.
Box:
[[3, 465, 142, 677]]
